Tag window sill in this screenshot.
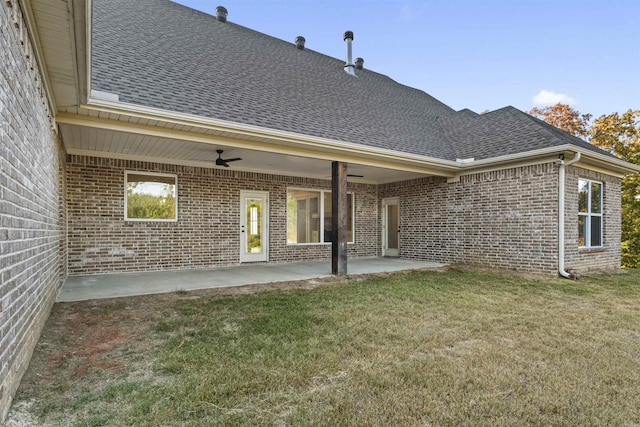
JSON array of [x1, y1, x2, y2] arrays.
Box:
[[578, 247, 606, 254]]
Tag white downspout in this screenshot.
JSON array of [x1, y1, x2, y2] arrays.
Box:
[[558, 152, 581, 278]]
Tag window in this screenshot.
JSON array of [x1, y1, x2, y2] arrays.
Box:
[[287, 189, 354, 244], [578, 179, 602, 247], [125, 172, 177, 221]]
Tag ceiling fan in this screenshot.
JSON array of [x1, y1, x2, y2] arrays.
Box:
[[215, 149, 242, 167]]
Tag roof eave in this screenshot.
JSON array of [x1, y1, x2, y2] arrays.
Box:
[[78, 97, 462, 174], [576, 147, 640, 176], [457, 144, 640, 177], [80, 97, 640, 179]]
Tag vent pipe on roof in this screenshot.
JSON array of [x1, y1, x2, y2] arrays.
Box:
[[215, 6, 228, 22], [295, 36, 306, 50], [343, 31, 356, 76], [355, 57, 364, 70]]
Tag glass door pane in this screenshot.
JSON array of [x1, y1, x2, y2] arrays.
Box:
[[245, 198, 262, 254], [387, 204, 399, 250]]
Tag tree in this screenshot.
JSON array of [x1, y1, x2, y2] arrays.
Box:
[[528, 103, 592, 138], [589, 110, 640, 164], [589, 110, 640, 268]]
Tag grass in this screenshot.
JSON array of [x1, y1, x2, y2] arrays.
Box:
[[19, 268, 640, 426]]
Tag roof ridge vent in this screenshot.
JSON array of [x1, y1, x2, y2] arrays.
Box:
[[343, 31, 356, 76], [215, 6, 228, 22], [355, 57, 364, 70], [295, 36, 305, 50]]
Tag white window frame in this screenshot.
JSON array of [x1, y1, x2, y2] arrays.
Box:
[[578, 178, 603, 248], [286, 187, 355, 245], [124, 171, 178, 222]]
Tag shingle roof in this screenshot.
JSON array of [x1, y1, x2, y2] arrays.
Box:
[[91, 0, 615, 163], [439, 107, 617, 161]]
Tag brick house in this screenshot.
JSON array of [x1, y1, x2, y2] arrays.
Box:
[[1, 0, 639, 419]]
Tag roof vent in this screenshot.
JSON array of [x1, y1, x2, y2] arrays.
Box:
[[355, 57, 364, 70], [343, 31, 356, 76], [456, 158, 475, 164], [295, 36, 305, 50], [215, 6, 228, 22]]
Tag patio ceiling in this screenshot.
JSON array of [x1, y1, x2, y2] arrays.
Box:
[[58, 120, 439, 184], [56, 104, 458, 184]]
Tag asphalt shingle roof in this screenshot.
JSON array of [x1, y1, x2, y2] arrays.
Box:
[[439, 107, 618, 161], [91, 0, 616, 163]]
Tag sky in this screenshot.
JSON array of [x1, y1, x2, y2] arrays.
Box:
[[174, 0, 639, 120]]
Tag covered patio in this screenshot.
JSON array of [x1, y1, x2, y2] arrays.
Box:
[[58, 258, 447, 302]]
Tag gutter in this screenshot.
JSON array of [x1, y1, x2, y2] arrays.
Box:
[[76, 99, 463, 171], [557, 152, 581, 279]]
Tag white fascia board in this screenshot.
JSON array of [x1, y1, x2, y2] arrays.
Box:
[[457, 145, 571, 169], [576, 149, 640, 175], [81, 98, 461, 171], [455, 144, 640, 176]]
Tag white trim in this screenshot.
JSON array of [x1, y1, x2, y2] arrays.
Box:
[[286, 188, 355, 245], [451, 146, 640, 180], [574, 162, 626, 179], [382, 197, 400, 257], [240, 190, 269, 263], [124, 171, 178, 222], [578, 178, 604, 249]]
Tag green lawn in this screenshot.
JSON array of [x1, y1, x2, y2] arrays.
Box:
[[16, 268, 640, 426]]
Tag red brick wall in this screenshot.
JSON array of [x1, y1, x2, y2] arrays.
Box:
[[66, 156, 379, 274]]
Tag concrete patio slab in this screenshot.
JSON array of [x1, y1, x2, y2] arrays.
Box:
[[57, 258, 446, 302]]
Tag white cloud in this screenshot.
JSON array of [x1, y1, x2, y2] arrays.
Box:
[[532, 90, 578, 107]]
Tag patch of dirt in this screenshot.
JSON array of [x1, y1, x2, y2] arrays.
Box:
[[2, 271, 414, 425]]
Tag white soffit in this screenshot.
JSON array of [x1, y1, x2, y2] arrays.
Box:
[[29, 0, 79, 107], [58, 123, 428, 184]]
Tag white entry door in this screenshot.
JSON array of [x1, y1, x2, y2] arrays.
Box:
[[240, 191, 269, 262], [382, 197, 400, 257]]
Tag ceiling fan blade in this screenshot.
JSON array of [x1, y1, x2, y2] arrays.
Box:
[[222, 162, 230, 167], [223, 158, 242, 162], [347, 174, 364, 178]]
